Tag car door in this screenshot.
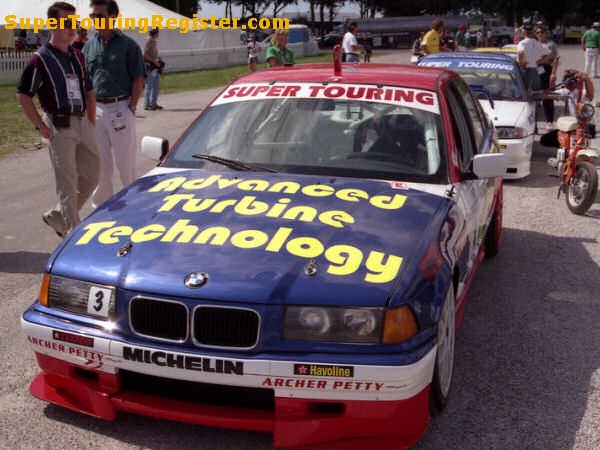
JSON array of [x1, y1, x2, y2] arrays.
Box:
[[445, 78, 496, 290]]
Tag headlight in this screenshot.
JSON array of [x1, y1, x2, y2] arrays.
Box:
[[284, 306, 383, 343], [495, 126, 528, 139], [40, 274, 115, 320], [580, 103, 595, 119]]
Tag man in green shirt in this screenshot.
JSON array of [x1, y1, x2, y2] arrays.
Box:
[[83, 0, 145, 208], [455, 24, 468, 51], [581, 22, 600, 78]]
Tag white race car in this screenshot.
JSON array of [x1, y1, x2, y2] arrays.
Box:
[[420, 53, 535, 179]]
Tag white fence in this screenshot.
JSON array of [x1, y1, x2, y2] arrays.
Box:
[[0, 51, 30, 83], [160, 42, 319, 73], [0, 42, 319, 84]]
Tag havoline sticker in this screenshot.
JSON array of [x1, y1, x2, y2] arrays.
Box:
[[294, 363, 354, 378]]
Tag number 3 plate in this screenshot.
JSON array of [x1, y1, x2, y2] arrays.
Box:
[[87, 286, 111, 317]]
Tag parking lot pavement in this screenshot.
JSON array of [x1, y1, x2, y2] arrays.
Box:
[[1, 47, 598, 450]]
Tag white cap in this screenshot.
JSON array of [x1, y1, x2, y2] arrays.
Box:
[[593, 22, 600, 27]]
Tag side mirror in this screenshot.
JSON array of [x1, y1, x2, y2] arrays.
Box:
[[141, 136, 169, 161], [472, 153, 506, 179]]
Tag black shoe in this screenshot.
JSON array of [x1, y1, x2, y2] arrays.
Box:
[[144, 105, 156, 111], [154, 104, 163, 110]]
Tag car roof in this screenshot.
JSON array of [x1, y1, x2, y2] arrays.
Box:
[[421, 51, 517, 63], [475, 47, 518, 53], [232, 63, 452, 91]]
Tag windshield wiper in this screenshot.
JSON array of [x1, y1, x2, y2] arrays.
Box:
[[191, 154, 277, 172]]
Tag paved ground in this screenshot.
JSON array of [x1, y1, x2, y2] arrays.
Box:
[[1, 47, 599, 449]]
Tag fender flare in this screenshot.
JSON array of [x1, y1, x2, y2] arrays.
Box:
[[576, 149, 599, 163]]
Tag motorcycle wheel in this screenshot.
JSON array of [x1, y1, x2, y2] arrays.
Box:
[[566, 161, 598, 215]]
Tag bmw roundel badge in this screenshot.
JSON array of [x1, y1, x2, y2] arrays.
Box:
[[184, 272, 209, 288]]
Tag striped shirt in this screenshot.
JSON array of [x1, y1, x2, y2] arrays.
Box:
[[17, 43, 93, 114]]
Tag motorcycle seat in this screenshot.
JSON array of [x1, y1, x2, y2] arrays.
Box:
[[556, 116, 578, 132]]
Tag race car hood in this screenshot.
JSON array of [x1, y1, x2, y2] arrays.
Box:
[[479, 100, 533, 130], [51, 171, 446, 307]]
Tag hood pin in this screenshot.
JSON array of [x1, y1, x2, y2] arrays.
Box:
[[117, 242, 132, 257], [305, 260, 318, 276]]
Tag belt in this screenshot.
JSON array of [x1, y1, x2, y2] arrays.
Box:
[[96, 95, 130, 104]]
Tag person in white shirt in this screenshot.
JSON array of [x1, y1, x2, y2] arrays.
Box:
[[540, 70, 595, 149], [517, 23, 550, 91], [342, 22, 363, 63]]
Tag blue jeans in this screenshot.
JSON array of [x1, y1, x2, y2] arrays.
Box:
[[521, 67, 541, 92], [345, 53, 360, 63], [144, 69, 160, 107]]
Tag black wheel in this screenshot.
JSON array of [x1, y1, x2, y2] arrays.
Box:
[[566, 161, 598, 215], [430, 287, 455, 414]]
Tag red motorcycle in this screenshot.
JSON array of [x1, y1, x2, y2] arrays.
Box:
[[546, 79, 598, 215]]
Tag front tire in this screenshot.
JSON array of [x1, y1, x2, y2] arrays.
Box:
[[566, 161, 598, 215], [430, 287, 456, 414]]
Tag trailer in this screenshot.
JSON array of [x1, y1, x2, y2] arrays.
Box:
[[336, 15, 469, 48]]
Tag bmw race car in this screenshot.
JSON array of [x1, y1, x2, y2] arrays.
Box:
[[419, 52, 535, 179], [22, 62, 505, 448]]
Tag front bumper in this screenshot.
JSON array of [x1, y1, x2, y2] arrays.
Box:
[[23, 315, 436, 448], [498, 135, 534, 179]]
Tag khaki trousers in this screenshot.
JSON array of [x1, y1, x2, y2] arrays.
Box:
[[92, 101, 137, 208], [45, 115, 99, 234]]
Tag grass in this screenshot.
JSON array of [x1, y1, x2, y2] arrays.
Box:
[[159, 52, 339, 94], [0, 84, 42, 158], [1, 51, 389, 159]]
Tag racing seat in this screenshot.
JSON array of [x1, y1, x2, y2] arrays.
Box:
[[367, 115, 427, 169]]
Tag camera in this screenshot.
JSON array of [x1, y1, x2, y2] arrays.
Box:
[[564, 76, 578, 89], [563, 70, 579, 89]]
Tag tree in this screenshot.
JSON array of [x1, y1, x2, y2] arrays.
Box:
[[271, 0, 298, 18], [149, 0, 199, 17], [351, 0, 384, 18], [233, 0, 270, 18], [314, 0, 344, 37]]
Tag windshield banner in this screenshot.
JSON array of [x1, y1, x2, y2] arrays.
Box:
[[212, 82, 440, 114], [419, 60, 514, 72]]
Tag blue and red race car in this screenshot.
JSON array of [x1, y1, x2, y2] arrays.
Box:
[[23, 61, 505, 448]]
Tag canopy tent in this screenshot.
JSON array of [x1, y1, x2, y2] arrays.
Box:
[[0, 0, 241, 50], [0, 0, 184, 24]]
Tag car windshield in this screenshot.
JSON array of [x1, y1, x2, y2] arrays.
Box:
[[452, 67, 524, 101], [163, 89, 447, 183]]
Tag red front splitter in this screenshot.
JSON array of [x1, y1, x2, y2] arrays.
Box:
[[31, 353, 431, 449]]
